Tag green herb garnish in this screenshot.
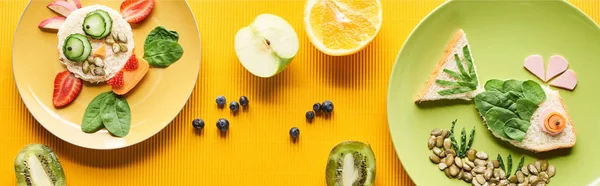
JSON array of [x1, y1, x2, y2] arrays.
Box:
[[448, 120, 475, 158], [497, 154, 524, 175], [507, 154, 513, 175], [436, 45, 479, 96], [497, 154, 506, 173], [515, 156, 525, 175]]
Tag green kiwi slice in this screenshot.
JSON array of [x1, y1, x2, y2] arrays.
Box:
[[326, 141, 376, 186], [14, 144, 66, 186]]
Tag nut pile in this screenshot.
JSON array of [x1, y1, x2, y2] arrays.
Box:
[[428, 128, 556, 186], [82, 56, 105, 76], [107, 32, 128, 54]]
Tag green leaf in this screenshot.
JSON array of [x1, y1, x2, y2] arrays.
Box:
[[505, 91, 524, 103], [144, 26, 179, 50], [143, 39, 184, 68], [504, 118, 529, 141], [522, 80, 546, 105], [484, 107, 518, 139], [450, 120, 459, 153], [454, 54, 470, 80], [515, 157, 525, 175], [438, 86, 473, 96], [443, 69, 462, 80], [497, 154, 506, 173], [435, 80, 460, 86], [81, 92, 114, 133], [457, 81, 477, 89], [102, 97, 131, 137], [466, 126, 475, 152], [516, 99, 538, 121], [460, 127, 467, 156], [474, 91, 509, 114], [502, 79, 523, 93], [484, 79, 504, 92], [463, 45, 475, 76], [507, 154, 513, 175]]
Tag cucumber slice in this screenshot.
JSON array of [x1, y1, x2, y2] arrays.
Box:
[[93, 10, 113, 39], [63, 36, 84, 60], [63, 34, 92, 62], [83, 13, 106, 39]]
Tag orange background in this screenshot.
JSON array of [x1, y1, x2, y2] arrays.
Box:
[[1, 0, 599, 185]]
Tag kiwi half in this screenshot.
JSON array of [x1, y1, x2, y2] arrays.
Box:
[[326, 141, 376, 186], [14, 144, 66, 186]]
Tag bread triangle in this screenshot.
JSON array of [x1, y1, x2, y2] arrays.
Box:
[[415, 29, 483, 103], [480, 86, 576, 152]]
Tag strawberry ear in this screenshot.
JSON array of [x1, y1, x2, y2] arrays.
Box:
[[545, 55, 569, 82]]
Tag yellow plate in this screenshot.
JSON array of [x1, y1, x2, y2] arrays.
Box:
[[12, 0, 200, 149]]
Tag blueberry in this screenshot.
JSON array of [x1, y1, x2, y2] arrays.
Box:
[[216, 96, 226, 108], [313, 103, 322, 112], [322, 100, 334, 113], [306, 111, 315, 121], [289, 127, 300, 139], [229, 101, 240, 112], [192, 118, 204, 129], [239, 96, 249, 107], [216, 118, 229, 132]]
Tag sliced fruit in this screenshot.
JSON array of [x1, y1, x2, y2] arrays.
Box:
[[63, 34, 92, 62], [545, 55, 569, 82], [113, 56, 150, 95], [14, 144, 66, 186], [120, 0, 155, 24], [53, 71, 82, 107], [234, 14, 299, 78], [326, 141, 376, 186], [92, 10, 113, 39], [304, 0, 382, 56], [523, 54, 545, 81], [47, 0, 77, 17], [107, 71, 124, 88], [123, 54, 139, 71], [38, 17, 65, 32], [549, 69, 577, 90], [65, 0, 82, 8], [83, 12, 107, 39], [93, 45, 106, 59]]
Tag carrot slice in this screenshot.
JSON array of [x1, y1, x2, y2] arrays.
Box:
[[544, 112, 566, 135]]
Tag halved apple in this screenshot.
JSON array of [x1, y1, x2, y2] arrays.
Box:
[[113, 57, 150, 95], [38, 17, 65, 32], [234, 14, 299, 78], [47, 0, 77, 17]]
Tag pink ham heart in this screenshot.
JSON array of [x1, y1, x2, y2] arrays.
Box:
[[550, 69, 577, 90], [545, 55, 569, 82], [524, 54, 545, 81]]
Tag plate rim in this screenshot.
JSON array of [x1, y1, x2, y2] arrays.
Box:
[[11, 0, 201, 150], [385, 0, 598, 184]]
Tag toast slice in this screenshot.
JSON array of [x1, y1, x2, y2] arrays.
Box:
[[415, 29, 484, 103], [479, 86, 576, 152]]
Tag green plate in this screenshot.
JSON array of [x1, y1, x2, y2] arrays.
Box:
[[387, 0, 600, 185]]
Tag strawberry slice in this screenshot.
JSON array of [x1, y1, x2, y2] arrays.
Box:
[[53, 71, 82, 108], [120, 0, 155, 24], [107, 71, 124, 88]]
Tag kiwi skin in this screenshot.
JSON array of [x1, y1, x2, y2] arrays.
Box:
[[14, 144, 66, 186], [326, 141, 376, 186]]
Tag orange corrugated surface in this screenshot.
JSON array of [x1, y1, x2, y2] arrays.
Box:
[[0, 0, 598, 185]]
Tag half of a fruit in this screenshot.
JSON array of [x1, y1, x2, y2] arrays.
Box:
[[326, 141, 376, 186], [304, 0, 382, 56], [14, 144, 66, 186]]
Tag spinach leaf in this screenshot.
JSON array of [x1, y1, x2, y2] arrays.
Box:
[[143, 39, 184, 68], [516, 99, 538, 121], [484, 79, 504, 91], [101, 97, 131, 137], [438, 86, 473, 96], [145, 26, 179, 49], [474, 91, 505, 114], [484, 107, 517, 139], [522, 80, 546, 105], [505, 91, 524, 103], [502, 79, 523, 93], [504, 118, 529, 141], [443, 69, 461, 79], [81, 92, 114, 133]]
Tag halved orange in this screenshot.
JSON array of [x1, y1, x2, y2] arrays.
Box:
[[304, 0, 382, 56]]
